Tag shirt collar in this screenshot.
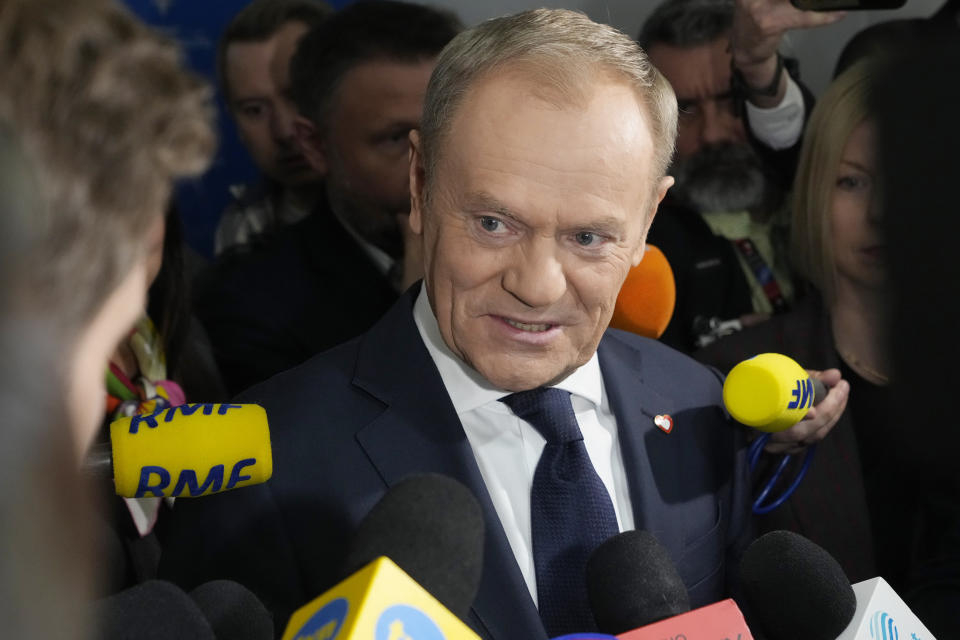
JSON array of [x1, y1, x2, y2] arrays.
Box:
[[327, 198, 395, 277], [412, 285, 603, 415]]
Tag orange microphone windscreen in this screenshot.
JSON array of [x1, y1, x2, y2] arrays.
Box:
[[610, 244, 676, 340]]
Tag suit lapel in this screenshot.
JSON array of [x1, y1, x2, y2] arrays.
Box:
[[351, 288, 547, 640], [597, 335, 688, 549]]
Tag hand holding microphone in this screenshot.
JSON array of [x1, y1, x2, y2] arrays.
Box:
[[723, 353, 849, 455], [724, 353, 849, 513], [763, 367, 848, 455]]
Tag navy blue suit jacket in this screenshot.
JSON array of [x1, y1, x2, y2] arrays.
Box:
[[159, 286, 752, 638]]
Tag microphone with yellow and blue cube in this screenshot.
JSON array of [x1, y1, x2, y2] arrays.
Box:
[[282, 474, 485, 640]]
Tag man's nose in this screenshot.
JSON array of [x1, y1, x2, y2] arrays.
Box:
[[271, 102, 298, 142], [700, 101, 741, 147], [502, 239, 567, 308]]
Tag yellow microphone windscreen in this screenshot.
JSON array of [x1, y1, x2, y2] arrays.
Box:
[[109, 403, 273, 498], [723, 354, 816, 432]]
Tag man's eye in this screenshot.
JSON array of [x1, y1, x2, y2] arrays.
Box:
[[375, 129, 412, 149], [479, 216, 504, 233], [239, 104, 264, 118], [677, 101, 699, 118], [574, 231, 601, 246]]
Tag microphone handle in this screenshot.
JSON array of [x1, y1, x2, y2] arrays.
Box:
[[812, 377, 827, 406], [82, 441, 113, 478]]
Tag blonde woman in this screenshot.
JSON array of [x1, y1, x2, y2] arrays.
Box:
[[698, 61, 909, 590]]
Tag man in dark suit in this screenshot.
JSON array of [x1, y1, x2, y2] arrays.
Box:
[[195, 2, 462, 395], [162, 9, 754, 638]]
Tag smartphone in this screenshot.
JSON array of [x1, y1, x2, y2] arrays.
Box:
[[790, 0, 906, 10]]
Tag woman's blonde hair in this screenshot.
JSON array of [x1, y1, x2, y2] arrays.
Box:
[[791, 61, 874, 303]]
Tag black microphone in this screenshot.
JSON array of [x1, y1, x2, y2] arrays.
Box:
[[188, 580, 272, 640], [586, 530, 691, 633], [740, 530, 937, 639], [341, 473, 485, 621], [586, 531, 754, 639], [739, 530, 857, 640], [94, 580, 215, 640]]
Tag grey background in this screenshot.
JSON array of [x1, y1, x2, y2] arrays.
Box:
[[428, 0, 943, 95]]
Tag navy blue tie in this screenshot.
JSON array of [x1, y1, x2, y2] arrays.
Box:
[[500, 387, 619, 636]]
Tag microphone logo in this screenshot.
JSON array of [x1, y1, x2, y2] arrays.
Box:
[[292, 597, 348, 640], [374, 605, 444, 640], [786, 378, 814, 410], [869, 610, 899, 640]]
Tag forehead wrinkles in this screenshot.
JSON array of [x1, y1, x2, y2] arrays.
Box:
[[438, 76, 653, 216]]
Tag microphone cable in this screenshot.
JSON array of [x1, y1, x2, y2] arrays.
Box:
[[748, 435, 815, 515]]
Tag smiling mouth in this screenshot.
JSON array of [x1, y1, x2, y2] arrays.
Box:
[[504, 318, 553, 332]]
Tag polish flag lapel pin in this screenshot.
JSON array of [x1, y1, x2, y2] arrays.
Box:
[[654, 414, 674, 434]]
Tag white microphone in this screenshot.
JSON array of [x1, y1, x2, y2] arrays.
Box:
[[836, 577, 935, 640]]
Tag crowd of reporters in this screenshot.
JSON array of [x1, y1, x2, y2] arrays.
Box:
[[0, 0, 958, 638]]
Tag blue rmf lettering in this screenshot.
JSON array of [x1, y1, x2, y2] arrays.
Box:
[[164, 403, 205, 421], [227, 458, 257, 489], [787, 380, 803, 409], [128, 410, 161, 434], [130, 403, 248, 430], [171, 465, 225, 497], [136, 459, 256, 498], [801, 378, 814, 408], [135, 466, 171, 497], [787, 379, 815, 410]]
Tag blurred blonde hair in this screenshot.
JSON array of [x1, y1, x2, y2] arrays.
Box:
[[0, 0, 216, 341], [0, 124, 95, 640], [791, 61, 874, 303], [0, 4, 217, 631]]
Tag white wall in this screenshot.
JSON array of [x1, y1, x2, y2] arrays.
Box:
[[429, 0, 944, 95]]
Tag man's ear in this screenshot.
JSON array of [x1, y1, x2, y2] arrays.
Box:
[[632, 175, 674, 266], [408, 129, 426, 236], [294, 115, 327, 175]]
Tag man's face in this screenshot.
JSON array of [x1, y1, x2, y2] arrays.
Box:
[[225, 21, 317, 187], [320, 58, 435, 258], [647, 37, 746, 160], [648, 37, 766, 213], [409, 72, 672, 391]]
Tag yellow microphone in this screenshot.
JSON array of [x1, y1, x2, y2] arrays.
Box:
[[723, 354, 826, 433], [610, 244, 676, 340], [281, 556, 481, 640], [85, 403, 273, 498]]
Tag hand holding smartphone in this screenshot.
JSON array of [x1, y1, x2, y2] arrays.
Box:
[[790, 0, 906, 11]]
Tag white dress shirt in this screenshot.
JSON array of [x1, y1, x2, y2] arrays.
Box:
[[412, 287, 635, 605]]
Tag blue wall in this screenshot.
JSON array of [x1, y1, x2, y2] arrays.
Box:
[[124, 0, 351, 258]]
